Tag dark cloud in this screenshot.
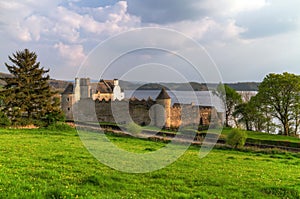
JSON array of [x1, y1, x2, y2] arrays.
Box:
[[237, 0, 299, 38], [126, 0, 207, 24], [238, 18, 297, 39]]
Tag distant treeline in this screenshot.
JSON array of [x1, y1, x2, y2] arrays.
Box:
[[224, 82, 260, 91], [120, 81, 260, 91], [0, 72, 259, 92]]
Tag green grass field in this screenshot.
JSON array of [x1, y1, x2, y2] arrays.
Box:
[[0, 128, 300, 198], [221, 128, 300, 143]]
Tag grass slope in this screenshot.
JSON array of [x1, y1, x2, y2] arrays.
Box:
[[0, 128, 299, 198], [221, 128, 300, 143]]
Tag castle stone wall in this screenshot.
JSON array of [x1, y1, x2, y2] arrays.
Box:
[[70, 98, 214, 129], [170, 105, 182, 128], [93, 99, 156, 126]]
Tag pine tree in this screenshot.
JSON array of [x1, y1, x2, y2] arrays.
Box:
[[0, 49, 63, 125]]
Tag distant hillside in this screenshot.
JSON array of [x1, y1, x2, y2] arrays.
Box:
[[226, 82, 260, 91], [206, 82, 260, 91], [0, 72, 70, 92], [126, 82, 209, 91], [0, 72, 13, 86], [121, 81, 259, 91], [0, 72, 260, 92], [48, 79, 71, 92]]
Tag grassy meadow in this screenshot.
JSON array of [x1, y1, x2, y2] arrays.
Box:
[[0, 127, 300, 198], [220, 128, 300, 143]]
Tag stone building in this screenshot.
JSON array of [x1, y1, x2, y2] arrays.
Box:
[[61, 78, 219, 129], [93, 79, 124, 101], [61, 78, 125, 120]]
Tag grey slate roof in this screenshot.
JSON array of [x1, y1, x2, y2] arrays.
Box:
[[96, 80, 115, 93]]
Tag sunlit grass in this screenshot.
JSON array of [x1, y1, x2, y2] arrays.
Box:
[[0, 128, 299, 198]]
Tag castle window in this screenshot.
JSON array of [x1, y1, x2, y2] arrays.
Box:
[[67, 108, 70, 111], [66, 98, 70, 102]]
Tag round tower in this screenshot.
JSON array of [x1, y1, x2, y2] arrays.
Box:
[[155, 88, 171, 129]]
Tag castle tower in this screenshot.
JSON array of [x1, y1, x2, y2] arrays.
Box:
[[61, 83, 75, 121], [155, 88, 171, 129], [80, 78, 91, 100], [74, 78, 80, 102]]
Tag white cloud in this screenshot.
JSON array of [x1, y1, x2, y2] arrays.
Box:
[[54, 42, 86, 67], [72, 1, 141, 35], [0, 1, 140, 43], [0, 0, 141, 79], [165, 18, 247, 46], [0, 0, 299, 81]]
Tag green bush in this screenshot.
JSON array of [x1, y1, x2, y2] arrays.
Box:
[[0, 112, 11, 127], [126, 122, 142, 135], [226, 129, 247, 149], [45, 122, 74, 132]]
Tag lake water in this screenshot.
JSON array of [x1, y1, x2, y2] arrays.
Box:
[[125, 90, 224, 111]]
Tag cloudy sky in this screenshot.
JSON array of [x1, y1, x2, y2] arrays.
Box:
[[0, 0, 299, 82]]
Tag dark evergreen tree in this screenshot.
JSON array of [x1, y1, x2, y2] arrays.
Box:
[[0, 49, 63, 125]]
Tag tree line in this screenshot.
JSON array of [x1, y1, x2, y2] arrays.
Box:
[[216, 72, 300, 136]]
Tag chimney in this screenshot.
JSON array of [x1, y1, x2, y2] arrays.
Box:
[[74, 78, 80, 102], [113, 79, 119, 86]]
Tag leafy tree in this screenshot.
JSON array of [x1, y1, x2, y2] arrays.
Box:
[[293, 102, 300, 135], [254, 94, 278, 134], [233, 102, 253, 131], [214, 83, 242, 127], [0, 49, 63, 126], [257, 72, 300, 136], [233, 95, 273, 132]]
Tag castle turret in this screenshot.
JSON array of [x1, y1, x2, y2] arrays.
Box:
[[155, 88, 171, 129], [80, 78, 91, 100]]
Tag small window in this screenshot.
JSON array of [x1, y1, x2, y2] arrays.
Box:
[[67, 108, 71, 111], [66, 98, 70, 102]]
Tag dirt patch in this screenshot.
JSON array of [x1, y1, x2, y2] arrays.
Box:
[[10, 124, 39, 129]]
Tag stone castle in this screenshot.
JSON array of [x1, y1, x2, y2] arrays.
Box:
[[61, 78, 219, 129]]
